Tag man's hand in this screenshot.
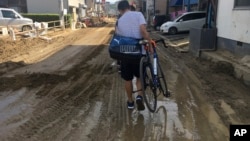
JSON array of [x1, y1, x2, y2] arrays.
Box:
[[140, 24, 155, 54], [148, 40, 155, 54]]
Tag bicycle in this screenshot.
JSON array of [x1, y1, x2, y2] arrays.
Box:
[[139, 38, 170, 112]]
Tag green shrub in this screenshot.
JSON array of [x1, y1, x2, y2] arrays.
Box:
[[21, 13, 72, 28]]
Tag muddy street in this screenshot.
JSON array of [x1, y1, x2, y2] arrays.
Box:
[[0, 22, 249, 141]]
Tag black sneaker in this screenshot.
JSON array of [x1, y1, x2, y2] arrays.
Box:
[[136, 95, 145, 111], [127, 101, 134, 110]]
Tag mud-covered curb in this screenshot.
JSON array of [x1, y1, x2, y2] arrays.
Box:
[[200, 51, 250, 86]]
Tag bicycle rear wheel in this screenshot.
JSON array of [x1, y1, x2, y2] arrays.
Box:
[[140, 56, 157, 112], [157, 62, 170, 97]]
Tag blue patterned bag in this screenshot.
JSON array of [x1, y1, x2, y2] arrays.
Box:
[[109, 34, 142, 62]]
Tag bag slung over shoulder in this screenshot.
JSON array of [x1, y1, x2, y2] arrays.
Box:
[[109, 34, 142, 62]]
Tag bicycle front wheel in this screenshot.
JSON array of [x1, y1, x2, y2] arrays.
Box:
[[158, 62, 170, 97], [140, 56, 157, 112]]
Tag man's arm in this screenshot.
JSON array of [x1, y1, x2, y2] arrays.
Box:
[[140, 24, 150, 41]]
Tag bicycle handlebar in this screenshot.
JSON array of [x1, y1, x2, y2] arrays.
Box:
[[139, 38, 168, 48]]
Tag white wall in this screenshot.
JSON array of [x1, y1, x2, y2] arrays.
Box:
[[217, 0, 250, 44], [68, 0, 84, 7]]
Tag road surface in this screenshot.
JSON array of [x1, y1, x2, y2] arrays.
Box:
[[0, 22, 249, 141]]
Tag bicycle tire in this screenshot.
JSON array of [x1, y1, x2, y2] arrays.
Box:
[[140, 56, 157, 112], [157, 62, 170, 97]]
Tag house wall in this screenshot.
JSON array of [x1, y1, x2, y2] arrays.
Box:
[[216, 0, 250, 56], [217, 0, 250, 44], [68, 0, 83, 7], [26, 0, 60, 13], [155, 0, 167, 15], [27, 0, 59, 13], [26, 0, 83, 13]]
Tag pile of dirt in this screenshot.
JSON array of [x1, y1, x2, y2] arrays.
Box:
[[0, 38, 47, 62]]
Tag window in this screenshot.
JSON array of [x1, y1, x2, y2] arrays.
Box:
[[234, 0, 250, 9], [193, 13, 206, 19], [1, 10, 16, 18], [180, 14, 193, 21]]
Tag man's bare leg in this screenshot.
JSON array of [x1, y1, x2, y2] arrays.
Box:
[[125, 80, 133, 102]]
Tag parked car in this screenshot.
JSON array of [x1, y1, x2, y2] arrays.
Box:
[[160, 11, 206, 34], [0, 8, 33, 31], [152, 15, 170, 30]]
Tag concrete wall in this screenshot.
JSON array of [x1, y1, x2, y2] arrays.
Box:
[[217, 0, 250, 44], [27, 0, 59, 13], [27, 0, 84, 13]]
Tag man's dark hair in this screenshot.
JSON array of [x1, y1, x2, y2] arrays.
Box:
[[130, 5, 135, 11], [118, 0, 130, 11]]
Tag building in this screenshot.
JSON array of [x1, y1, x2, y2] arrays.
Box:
[[85, 0, 96, 16], [169, 0, 199, 19], [27, 0, 86, 16], [0, 0, 88, 20], [216, 0, 250, 56], [0, 0, 28, 12], [155, 0, 168, 15]]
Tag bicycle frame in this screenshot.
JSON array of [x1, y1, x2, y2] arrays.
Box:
[[139, 38, 169, 112], [143, 39, 166, 89], [144, 47, 159, 89]]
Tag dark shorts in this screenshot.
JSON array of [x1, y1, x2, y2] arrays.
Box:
[[120, 61, 140, 81]]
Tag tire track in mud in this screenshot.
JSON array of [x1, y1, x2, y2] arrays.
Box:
[[1, 28, 117, 140], [4, 44, 115, 141]]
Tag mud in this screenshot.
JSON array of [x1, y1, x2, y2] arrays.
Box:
[[0, 22, 249, 141]]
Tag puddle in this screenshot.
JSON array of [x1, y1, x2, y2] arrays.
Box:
[[122, 98, 197, 141]]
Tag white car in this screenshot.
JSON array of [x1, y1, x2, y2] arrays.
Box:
[[160, 11, 206, 34], [0, 8, 33, 31]]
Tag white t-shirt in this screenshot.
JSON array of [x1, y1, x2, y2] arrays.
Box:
[[116, 11, 146, 39]]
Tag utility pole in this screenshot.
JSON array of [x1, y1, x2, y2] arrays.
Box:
[[187, 0, 191, 11], [182, 0, 185, 11], [153, 0, 155, 15], [98, 0, 101, 19], [59, 0, 65, 30], [166, 0, 169, 16]]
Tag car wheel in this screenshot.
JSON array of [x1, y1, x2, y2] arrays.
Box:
[[22, 25, 32, 32], [169, 27, 177, 35]]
